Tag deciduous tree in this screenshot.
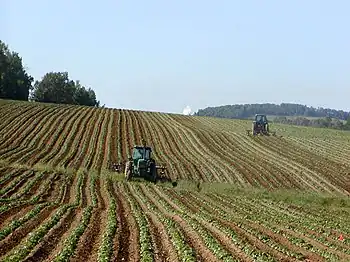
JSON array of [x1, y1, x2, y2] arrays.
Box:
[[0, 40, 34, 101], [31, 72, 99, 107]]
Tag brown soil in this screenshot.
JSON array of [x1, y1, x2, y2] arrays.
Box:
[[0, 107, 50, 150], [22, 173, 49, 200], [0, 105, 35, 132], [147, 185, 217, 261], [52, 108, 93, 168], [39, 208, 83, 261], [131, 184, 178, 262], [188, 191, 318, 261], [25, 107, 78, 166], [172, 214, 220, 262], [86, 109, 106, 170], [111, 183, 130, 260], [304, 228, 350, 252], [95, 109, 110, 172], [250, 223, 324, 262], [112, 183, 140, 262], [281, 227, 350, 261], [0, 205, 57, 255], [129, 110, 142, 145], [0, 169, 23, 189], [117, 110, 124, 160], [1, 171, 34, 198], [136, 112, 182, 180], [65, 110, 97, 169], [114, 184, 140, 261], [109, 110, 118, 164], [70, 178, 108, 262], [39, 173, 60, 202], [167, 190, 252, 261], [0, 204, 33, 230], [0, 203, 31, 228], [81, 172, 89, 207], [150, 113, 205, 182], [121, 110, 131, 161], [60, 177, 72, 204], [220, 219, 298, 261], [201, 219, 254, 261], [67, 174, 79, 204], [148, 212, 177, 262], [23, 207, 77, 262]]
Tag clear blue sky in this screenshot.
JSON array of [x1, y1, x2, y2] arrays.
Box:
[[2, 0, 350, 113]]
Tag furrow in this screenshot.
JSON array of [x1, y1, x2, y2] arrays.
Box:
[[38, 106, 90, 166], [3, 106, 72, 164], [136, 112, 184, 180], [112, 182, 140, 261], [54, 107, 95, 168], [70, 177, 108, 261], [128, 183, 179, 262], [24, 106, 80, 166], [83, 108, 107, 171]]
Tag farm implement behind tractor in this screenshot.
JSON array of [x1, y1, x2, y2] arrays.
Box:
[[247, 114, 276, 136]]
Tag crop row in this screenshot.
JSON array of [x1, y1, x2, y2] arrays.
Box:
[[1, 101, 350, 195], [1, 168, 349, 261]]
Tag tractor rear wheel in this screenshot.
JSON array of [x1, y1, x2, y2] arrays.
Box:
[[150, 164, 157, 183]]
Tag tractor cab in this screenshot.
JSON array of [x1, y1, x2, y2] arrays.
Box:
[[123, 141, 170, 184], [132, 146, 152, 162], [254, 114, 268, 124], [247, 113, 276, 136], [129, 146, 157, 181]]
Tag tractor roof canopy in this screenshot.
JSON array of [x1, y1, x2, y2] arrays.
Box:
[[133, 145, 152, 151]]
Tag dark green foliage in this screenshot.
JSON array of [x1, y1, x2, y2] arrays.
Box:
[[195, 103, 350, 130], [1, 39, 100, 107], [195, 103, 350, 120], [31, 72, 99, 107], [273, 116, 345, 129], [343, 117, 350, 130], [0, 40, 34, 101], [74, 80, 99, 107]]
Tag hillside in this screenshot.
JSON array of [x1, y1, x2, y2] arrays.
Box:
[[1, 99, 350, 261], [1, 99, 349, 193]]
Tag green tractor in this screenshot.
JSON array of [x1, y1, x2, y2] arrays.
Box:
[[124, 145, 166, 183], [247, 114, 276, 136]]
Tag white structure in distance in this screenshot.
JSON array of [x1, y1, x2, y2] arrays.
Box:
[[182, 105, 192, 115]]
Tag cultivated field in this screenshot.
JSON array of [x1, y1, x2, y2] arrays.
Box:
[[0, 99, 349, 261]]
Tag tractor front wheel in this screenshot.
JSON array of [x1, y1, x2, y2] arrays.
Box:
[[124, 161, 132, 181], [125, 170, 131, 181]]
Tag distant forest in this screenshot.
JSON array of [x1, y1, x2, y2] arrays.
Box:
[[194, 103, 350, 130]]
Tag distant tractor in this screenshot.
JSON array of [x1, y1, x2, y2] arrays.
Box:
[[247, 114, 276, 136], [124, 145, 167, 183]]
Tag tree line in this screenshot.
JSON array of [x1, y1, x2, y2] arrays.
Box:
[[195, 103, 350, 130], [273, 116, 350, 130], [0, 40, 99, 107]]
